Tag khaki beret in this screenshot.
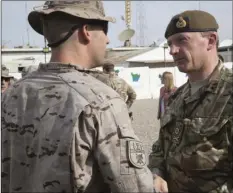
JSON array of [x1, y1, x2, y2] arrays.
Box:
[[165, 10, 219, 39]]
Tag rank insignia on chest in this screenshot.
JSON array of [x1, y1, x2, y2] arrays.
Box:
[[170, 122, 184, 150], [128, 140, 146, 168]]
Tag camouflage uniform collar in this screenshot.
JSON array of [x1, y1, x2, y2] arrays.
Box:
[[205, 60, 224, 93], [38, 62, 87, 72], [185, 60, 223, 94], [207, 60, 224, 82], [181, 60, 223, 104]]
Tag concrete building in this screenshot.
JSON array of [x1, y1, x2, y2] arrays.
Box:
[[218, 39, 232, 63]]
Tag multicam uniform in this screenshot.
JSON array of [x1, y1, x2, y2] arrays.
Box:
[[149, 62, 233, 192], [90, 70, 137, 109], [1, 63, 153, 193]]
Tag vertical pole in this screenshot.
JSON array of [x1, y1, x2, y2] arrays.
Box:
[[44, 38, 47, 63], [164, 47, 167, 67]]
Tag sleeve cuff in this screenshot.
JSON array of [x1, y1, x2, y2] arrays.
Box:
[[150, 168, 165, 179]]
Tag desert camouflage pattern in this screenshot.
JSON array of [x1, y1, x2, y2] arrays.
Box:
[[29, 0, 115, 35], [89, 70, 137, 109], [149, 62, 233, 192], [1, 63, 153, 193]]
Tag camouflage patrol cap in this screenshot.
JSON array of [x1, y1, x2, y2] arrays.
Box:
[[1, 65, 13, 78], [28, 0, 116, 35], [165, 10, 219, 39], [103, 62, 114, 71]]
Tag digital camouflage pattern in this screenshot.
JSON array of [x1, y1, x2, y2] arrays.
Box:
[[1, 63, 153, 193], [149, 62, 233, 193], [89, 70, 137, 109]]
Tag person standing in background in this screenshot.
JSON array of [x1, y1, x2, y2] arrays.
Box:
[[157, 71, 177, 120], [1, 64, 15, 93], [90, 62, 137, 111]]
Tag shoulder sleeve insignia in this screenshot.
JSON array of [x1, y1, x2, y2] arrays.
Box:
[[127, 140, 146, 168]]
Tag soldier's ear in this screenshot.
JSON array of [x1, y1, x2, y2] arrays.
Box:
[[78, 24, 91, 44], [207, 33, 217, 51]]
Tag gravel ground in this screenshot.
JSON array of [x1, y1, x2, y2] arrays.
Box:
[[130, 99, 161, 162]]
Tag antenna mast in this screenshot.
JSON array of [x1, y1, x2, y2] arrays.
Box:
[[125, 0, 131, 29], [136, 1, 146, 46], [25, 2, 30, 46], [118, 0, 135, 47]]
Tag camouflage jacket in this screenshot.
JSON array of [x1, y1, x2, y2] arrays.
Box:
[[89, 70, 137, 109], [149, 63, 233, 193], [1, 63, 153, 193]]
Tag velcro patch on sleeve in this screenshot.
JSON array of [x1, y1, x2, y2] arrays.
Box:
[[127, 140, 146, 168]]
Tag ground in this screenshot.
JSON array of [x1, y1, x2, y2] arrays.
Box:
[[131, 99, 160, 162]]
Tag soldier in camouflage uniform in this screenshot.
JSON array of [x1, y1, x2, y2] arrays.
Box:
[[90, 62, 137, 109], [149, 10, 233, 193], [90, 63, 137, 120], [1, 1, 153, 193], [1, 64, 15, 93]]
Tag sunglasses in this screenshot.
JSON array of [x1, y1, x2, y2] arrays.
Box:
[[89, 21, 108, 35], [47, 20, 108, 48], [72, 20, 108, 35]]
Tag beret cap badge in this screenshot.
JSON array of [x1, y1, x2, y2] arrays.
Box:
[[176, 16, 187, 28]]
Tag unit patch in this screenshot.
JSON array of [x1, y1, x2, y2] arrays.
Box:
[[128, 140, 146, 168]]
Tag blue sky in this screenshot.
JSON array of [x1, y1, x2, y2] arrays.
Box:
[[2, 1, 232, 48]]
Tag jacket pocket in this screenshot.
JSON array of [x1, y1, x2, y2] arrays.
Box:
[[181, 118, 231, 172]]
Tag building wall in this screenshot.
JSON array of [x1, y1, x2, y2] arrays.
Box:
[[2, 50, 231, 99], [2, 51, 51, 63], [114, 62, 187, 99], [2, 52, 51, 73], [218, 49, 232, 62], [128, 62, 175, 68]]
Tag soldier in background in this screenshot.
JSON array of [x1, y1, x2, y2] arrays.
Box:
[[1, 1, 153, 193], [149, 10, 233, 193], [90, 62, 137, 120], [1, 64, 15, 93]]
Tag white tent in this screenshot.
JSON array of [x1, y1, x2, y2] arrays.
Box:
[[127, 47, 173, 63]]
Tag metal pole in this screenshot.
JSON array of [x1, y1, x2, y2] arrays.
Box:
[[25, 2, 30, 46], [44, 38, 47, 63], [164, 47, 166, 67]]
